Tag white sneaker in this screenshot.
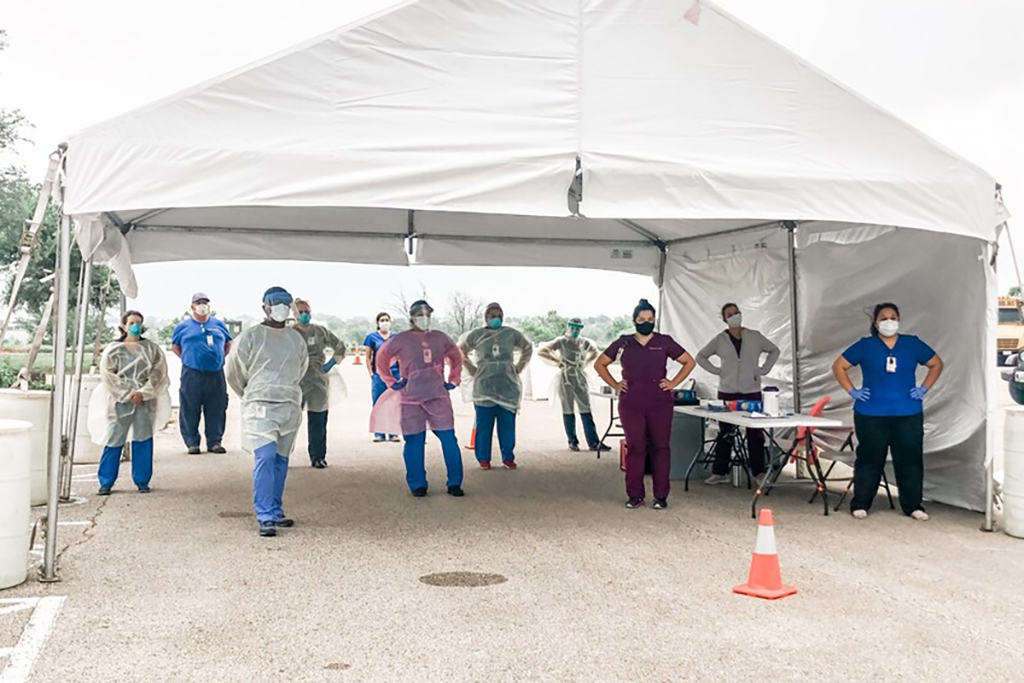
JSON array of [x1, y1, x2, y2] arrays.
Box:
[[910, 510, 929, 521], [852, 509, 868, 519], [704, 474, 731, 486]]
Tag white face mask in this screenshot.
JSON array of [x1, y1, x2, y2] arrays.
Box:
[[379, 321, 391, 332], [726, 313, 743, 329], [268, 304, 291, 323], [412, 315, 431, 331], [877, 319, 899, 337], [194, 304, 211, 317]]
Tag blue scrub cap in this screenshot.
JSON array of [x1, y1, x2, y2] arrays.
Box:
[[263, 286, 293, 306]]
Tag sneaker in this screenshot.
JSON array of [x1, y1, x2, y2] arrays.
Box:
[[388, 435, 401, 443], [274, 517, 295, 528], [97, 486, 112, 496], [625, 497, 645, 509], [502, 460, 517, 470], [590, 443, 612, 453], [704, 474, 731, 486], [187, 446, 201, 455], [447, 485, 465, 497], [373, 436, 385, 443], [208, 444, 227, 454], [478, 461, 492, 470], [137, 486, 151, 494], [852, 509, 868, 519], [411, 487, 428, 497], [259, 522, 277, 537], [568, 443, 581, 452], [652, 498, 668, 510], [910, 510, 929, 522], [311, 460, 327, 469]]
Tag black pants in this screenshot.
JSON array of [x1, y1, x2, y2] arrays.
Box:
[[852, 412, 924, 515], [307, 410, 329, 464], [713, 423, 766, 476], [563, 413, 601, 448], [179, 367, 228, 449]]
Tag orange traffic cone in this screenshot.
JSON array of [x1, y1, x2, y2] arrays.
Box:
[[733, 509, 797, 600], [354, 355, 362, 366], [465, 426, 476, 450]]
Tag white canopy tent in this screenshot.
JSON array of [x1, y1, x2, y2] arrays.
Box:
[[39, 0, 1005, 580]]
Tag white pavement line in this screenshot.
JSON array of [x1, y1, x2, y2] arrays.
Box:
[[0, 649, 11, 659], [0, 603, 35, 618], [0, 596, 65, 683]]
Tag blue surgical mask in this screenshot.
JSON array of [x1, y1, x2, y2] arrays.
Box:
[[298, 312, 312, 325], [128, 323, 143, 337], [489, 318, 503, 329]]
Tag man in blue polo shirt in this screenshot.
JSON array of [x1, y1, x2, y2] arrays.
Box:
[[172, 293, 232, 455]]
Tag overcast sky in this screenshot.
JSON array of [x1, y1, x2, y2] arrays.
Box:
[[1, 0, 1021, 321]]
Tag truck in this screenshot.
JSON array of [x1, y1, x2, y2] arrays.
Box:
[[998, 296, 1024, 365]]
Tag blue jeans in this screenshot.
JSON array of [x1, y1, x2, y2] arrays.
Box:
[[474, 404, 516, 463], [179, 367, 228, 448], [402, 430, 463, 492], [253, 442, 289, 523], [370, 373, 398, 440], [98, 439, 153, 489], [307, 410, 328, 462]]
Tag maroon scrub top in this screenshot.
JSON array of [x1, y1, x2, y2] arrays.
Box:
[[602, 333, 686, 411]]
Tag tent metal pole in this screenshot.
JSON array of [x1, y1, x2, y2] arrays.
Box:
[[656, 247, 668, 332], [42, 213, 72, 583], [119, 293, 130, 463], [60, 257, 92, 501], [785, 222, 801, 413]]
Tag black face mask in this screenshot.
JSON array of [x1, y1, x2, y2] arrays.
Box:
[[635, 321, 655, 336]]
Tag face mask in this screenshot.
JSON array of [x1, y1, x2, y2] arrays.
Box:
[[489, 318, 503, 329], [379, 321, 391, 332], [194, 304, 211, 317], [268, 304, 290, 323], [726, 313, 742, 329], [298, 312, 311, 325], [412, 315, 431, 331], [128, 323, 143, 337], [569, 328, 581, 339], [635, 321, 655, 336], [877, 319, 899, 337]]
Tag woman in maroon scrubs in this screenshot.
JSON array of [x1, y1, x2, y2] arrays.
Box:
[[595, 299, 696, 510]]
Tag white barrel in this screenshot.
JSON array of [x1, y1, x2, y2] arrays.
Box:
[[0, 389, 52, 506], [1004, 407, 1024, 539], [70, 374, 103, 464], [0, 419, 33, 589]]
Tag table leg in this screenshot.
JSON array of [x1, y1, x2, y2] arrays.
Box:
[[683, 417, 707, 492]]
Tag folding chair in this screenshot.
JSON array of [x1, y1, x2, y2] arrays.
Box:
[[814, 431, 895, 512]]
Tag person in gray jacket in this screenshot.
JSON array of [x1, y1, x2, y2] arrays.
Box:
[[696, 303, 781, 485]]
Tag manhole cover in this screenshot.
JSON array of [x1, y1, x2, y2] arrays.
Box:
[[419, 572, 508, 587], [324, 663, 351, 671], [217, 511, 250, 519]]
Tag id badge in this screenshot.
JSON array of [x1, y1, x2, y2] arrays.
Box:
[[206, 334, 214, 346], [423, 348, 432, 364], [492, 343, 501, 358], [307, 337, 316, 347], [886, 356, 897, 374]]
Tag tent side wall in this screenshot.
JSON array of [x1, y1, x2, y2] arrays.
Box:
[[660, 223, 992, 511]]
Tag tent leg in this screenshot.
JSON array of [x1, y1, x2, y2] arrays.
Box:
[[42, 214, 72, 583], [119, 293, 131, 463], [60, 258, 92, 501], [656, 247, 667, 332], [785, 222, 801, 413]]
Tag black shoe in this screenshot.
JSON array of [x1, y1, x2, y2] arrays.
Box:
[[653, 498, 668, 510], [590, 443, 612, 452], [625, 497, 645, 509], [259, 522, 277, 537], [311, 460, 327, 469], [137, 486, 152, 494], [568, 443, 580, 452], [97, 486, 112, 496], [274, 517, 294, 528], [208, 444, 227, 454], [447, 486, 465, 497], [187, 446, 201, 455], [411, 487, 428, 497]]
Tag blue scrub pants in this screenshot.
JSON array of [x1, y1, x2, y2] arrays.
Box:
[[307, 410, 328, 463], [179, 367, 228, 448], [370, 373, 398, 440], [98, 439, 153, 489], [474, 404, 517, 463], [253, 442, 289, 523], [402, 430, 463, 492]]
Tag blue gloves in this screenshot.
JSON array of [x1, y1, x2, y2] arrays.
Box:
[[391, 378, 408, 391], [444, 382, 456, 391], [322, 358, 338, 373], [849, 387, 871, 402], [910, 385, 929, 400]]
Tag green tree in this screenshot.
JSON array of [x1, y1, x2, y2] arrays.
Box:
[[1010, 286, 1021, 298]]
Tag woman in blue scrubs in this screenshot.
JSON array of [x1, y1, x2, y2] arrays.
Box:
[[364, 312, 400, 443], [832, 303, 944, 521]]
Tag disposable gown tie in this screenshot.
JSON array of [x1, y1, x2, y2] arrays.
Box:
[[88, 339, 172, 447], [225, 324, 309, 455], [458, 326, 533, 413]]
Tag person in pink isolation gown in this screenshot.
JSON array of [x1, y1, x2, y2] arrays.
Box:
[[370, 299, 466, 497]]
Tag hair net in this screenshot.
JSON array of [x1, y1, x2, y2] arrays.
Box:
[[633, 298, 656, 320], [226, 323, 309, 454], [370, 329, 463, 435], [537, 334, 600, 414], [458, 326, 533, 412], [294, 323, 347, 412], [88, 340, 172, 446]]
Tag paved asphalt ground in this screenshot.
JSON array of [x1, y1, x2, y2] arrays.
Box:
[[4, 361, 1024, 682]]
